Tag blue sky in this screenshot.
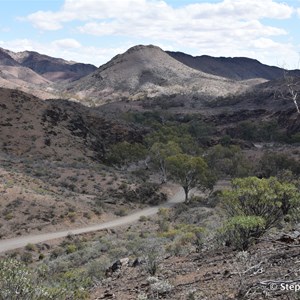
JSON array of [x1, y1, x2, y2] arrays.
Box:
[[0, 0, 300, 68]]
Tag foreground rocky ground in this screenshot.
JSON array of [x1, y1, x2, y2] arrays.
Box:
[[91, 231, 300, 300]]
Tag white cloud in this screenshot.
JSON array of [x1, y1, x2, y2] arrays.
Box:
[[52, 38, 81, 49], [26, 11, 64, 30], [17, 0, 300, 67], [0, 26, 10, 33], [26, 0, 293, 32], [184, 0, 293, 20]]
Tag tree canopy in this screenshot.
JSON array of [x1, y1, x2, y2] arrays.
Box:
[[166, 154, 215, 202], [149, 141, 182, 183]]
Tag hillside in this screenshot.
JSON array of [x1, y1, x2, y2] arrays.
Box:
[[0, 88, 143, 163], [0, 48, 19, 66], [167, 51, 289, 81], [0, 47, 97, 99], [11, 50, 96, 82], [3, 48, 97, 82], [0, 87, 151, 238], [66, 45, 254, 105]]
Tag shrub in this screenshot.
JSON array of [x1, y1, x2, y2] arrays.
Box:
[[87, 257, 110, 281], [221, 177, 300, 249], [123, 183, 167, 205], [20, 252, 33, 264], [141, 239, 166, 276], [25, 243, 36, 251], [0, 258, 66, 300], [150, 278, 173, 295], [206, 145, 253, 178], [139, 215, 148, 222], [222, 177, 300, 230], [137, 292, 148, 300], [66, 244, 77, 254], [161, 224, 204, 254], [230, 120, 280, 142], [114, 208, 127, 216], [221, 216, 266, 250]]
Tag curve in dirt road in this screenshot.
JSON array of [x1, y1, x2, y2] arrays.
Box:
[[0, 188, 185, 253]]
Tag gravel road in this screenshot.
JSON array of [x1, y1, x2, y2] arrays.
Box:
[[0, 188, 185, 253]]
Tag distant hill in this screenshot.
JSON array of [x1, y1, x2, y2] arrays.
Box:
[[4, 49, 97, 82], [0, 47, 55, 98], [0, 47, 97, 99], [67, 45, 254, 105], [0, 48, 19, 66], [1, 44, 299, 105], [166, 51, 288, 81]]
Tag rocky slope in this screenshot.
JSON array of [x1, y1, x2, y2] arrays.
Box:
[[0, 87, 146, 238], [0, 47, 97, 99], [66, 45, 255, 105], [3, 48, 97, 82], [9, 50, 96, 82], [0, 47, 55, 98], [0, 48, 19, 66], [91, 228, 300, 300], [0, 88, 143, 163]]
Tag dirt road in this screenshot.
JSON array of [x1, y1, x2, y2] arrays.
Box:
[[0, 188, 185, 253]]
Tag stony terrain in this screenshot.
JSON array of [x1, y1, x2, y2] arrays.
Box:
[[91, 229, 300, 300], [0, 87, 153, 239], [0, 88, 144, 162]]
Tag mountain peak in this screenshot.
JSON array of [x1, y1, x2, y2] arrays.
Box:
[[68, 44, 250, 104], [126, 44, 163, 53], [0, 47, 19, 66]]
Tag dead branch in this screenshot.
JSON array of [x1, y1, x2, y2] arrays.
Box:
[[274, 70, 300, 113]]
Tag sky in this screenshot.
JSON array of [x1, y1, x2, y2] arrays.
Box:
[[0, 0, 300, 68]]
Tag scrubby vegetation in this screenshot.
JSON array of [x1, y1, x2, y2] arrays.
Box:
[[221, 177, 300, 250]]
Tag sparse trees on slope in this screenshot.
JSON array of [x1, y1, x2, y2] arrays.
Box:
[[106, 141, 147, 167]]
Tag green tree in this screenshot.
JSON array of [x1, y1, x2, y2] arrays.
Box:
[[150, 141, 182, 183], [145, 123, 199, 155], [166, 154, 215, 202]]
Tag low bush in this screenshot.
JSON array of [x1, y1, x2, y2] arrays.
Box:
[[221, 216, 266, 250]]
